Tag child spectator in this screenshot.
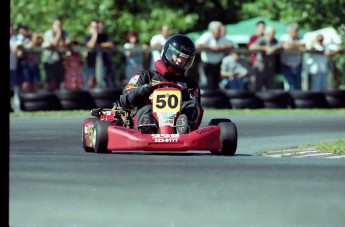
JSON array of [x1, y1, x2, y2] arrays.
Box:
[[220, 51, 250, 90]]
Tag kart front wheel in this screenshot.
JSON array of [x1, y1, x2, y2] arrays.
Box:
[[211, 122, 237, 156], [93, 120, 112, 154], [82, 118, 98, 153]]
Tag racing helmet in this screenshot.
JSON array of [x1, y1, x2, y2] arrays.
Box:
[[161, 34, 196, 75]]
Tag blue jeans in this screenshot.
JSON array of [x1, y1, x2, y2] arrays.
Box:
[[310, 72, 328, 91], [221, 77, 247, 90], [281, 64, 302, 90]]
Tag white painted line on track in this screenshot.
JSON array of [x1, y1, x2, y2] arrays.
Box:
[[262, 150, 345, 159]]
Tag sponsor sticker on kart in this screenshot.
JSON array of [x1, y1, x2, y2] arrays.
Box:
[[151, 134, 180, 143], [128, 74, 140, 84]]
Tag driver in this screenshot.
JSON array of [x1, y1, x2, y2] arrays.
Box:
[[116, 34, 204, 134]]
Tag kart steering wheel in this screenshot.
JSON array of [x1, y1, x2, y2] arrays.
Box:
[[152, 81, 181, 90]]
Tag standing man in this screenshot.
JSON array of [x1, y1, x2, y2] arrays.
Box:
[[247, 20, 266, 66], [249, 26, 282, 91], [41, 16, 70, 92], [195, 21, 235, 90], [84, 19, 115, 88], [279, 23, 306, 90], [149, 24, 171, 70]]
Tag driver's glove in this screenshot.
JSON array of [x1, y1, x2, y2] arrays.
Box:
[[181, 87, 194, 100], [137, 84, 154, 96]]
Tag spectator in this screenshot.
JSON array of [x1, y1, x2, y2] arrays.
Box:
[[16, 24, 43, 93], [195, 21, 235, 90], [149, 24, 171, 70], [306, 34, 343, 91], [279, 23, 306, 90], [63, 40, 84, 90], [10, 24, 20, 112], [42, 16, 70, 92], [84, 19, 115, 89], [123, 31, 144, 84], [247, 20, 266, 66], [220, 51, 250, 90], [249, 26, 282, 91], [10, 24, 19, 93]]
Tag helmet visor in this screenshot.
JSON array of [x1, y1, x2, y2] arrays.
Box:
[[164, 44, 195, 70]]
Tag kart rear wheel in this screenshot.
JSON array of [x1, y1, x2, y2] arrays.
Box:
[[210, 122, 237, 156], [82, 118, 98, 153], [208, 118, 232, 126], [93, 120, 112, 154]]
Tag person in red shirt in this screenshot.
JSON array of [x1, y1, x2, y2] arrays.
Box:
[[246, 20, 266, 66]]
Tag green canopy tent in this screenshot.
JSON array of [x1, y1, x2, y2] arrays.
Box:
[[186, 16, 307, 44]]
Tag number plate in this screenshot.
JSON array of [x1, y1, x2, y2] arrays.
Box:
[[152, 90, 182, 113]]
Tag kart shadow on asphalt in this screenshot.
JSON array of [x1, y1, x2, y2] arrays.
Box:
[[102, 151, 252, 157]]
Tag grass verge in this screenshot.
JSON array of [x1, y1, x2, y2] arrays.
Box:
[[314, 139, 345, 155]]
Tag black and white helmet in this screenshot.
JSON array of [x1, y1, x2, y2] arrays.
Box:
[[161, 34, 196, 75]]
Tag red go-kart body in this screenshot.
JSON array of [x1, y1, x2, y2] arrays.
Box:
[[82, 82, 238, 155]]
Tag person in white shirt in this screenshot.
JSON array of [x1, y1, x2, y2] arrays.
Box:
[[306, 34, 343, 91], [149, 24, 170, 70], [195, 21, 235, 89], [279, 23, 306, 90]]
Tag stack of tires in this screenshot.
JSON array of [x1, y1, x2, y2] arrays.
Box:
[[322, 90, 345, 108], [89, 88, 123, 108], [19, 92, 61, 111], [255, 90, 292, 109], [200, 89, 231, 109], [289, 91, 328, 108], [55, 90, 95, 110], [222, 89, 263, 109]]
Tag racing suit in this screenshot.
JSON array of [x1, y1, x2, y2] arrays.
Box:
[[118, 60, 204, 131]]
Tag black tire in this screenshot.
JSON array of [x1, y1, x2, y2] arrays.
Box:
[[89, 88, 123, 108], [229, 97, 264, 109], [201, 96, 231, 109], [93, 120, 112, 153], [289, 91, 328, 109], [19, 92, 61, 111], [208, 118, 232, 126], [222, 89, 255, 99], [200, 89, 226, 97], [219, 122, 238, 156], [82, 118, 98, 153], [55, 90, 95, 110], [210, 122, 237, 156], [322, 90, 345, 108], [255, 90, 292, 109]]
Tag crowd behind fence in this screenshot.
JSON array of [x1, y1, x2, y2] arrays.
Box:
[[12, 45, 344, 91], [10, 19, 345, 113]]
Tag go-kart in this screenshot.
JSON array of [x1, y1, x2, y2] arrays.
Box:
[[82, 81, 238, 155]]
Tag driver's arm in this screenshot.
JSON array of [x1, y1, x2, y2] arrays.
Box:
[[119, 73, 153, 108], [182, 80, 201, 103]]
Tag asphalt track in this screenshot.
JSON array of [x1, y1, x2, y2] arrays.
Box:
[[9, 112, 345, 227]]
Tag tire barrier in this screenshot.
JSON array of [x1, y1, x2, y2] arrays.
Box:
[[200, 89, 232, 109], [15, 89, 345, 111], [289, 91, 328, 109], [255, 90, 292, 109], [55, 90, 96, 110], [222, 90, 264, 109], [19, 92, 62, 111], [322, 90, 345, 108], [88, 88, 123, 109]]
